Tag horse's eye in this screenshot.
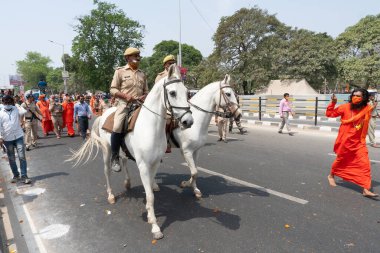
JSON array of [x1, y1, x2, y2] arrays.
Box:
[[169, 91, 176, 97], [226, 93, 231, 97]]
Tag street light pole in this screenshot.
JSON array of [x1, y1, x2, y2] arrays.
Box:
[[48, 40, 68, 93]]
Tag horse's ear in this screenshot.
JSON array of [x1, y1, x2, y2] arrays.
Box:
[[223, 74, 230, 85], [168, 63, 180, 79]]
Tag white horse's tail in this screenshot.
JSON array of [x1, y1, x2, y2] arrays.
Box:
[[67, 117, 106, 166]]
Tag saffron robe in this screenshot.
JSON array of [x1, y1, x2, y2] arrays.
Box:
[[326, 102, 373, 189], [36, 99, 54, 134], [62, 101, 75, 136]]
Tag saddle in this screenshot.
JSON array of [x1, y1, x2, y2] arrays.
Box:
[[101, 106, 141, 134]]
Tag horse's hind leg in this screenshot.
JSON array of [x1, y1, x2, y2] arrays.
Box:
[[181, 149, 202, 198], [121, 157, 131, 190], [103, 146, 115, 204], [139, 162, 163, 240]]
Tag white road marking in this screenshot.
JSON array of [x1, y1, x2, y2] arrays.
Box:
[[39, 224, 70, 240], [181, 163, 308, 205], [17, 187, 46, 196], [0, 160, 48, 253], [328, 153, 380, 164], [0, 193, 18, 253]]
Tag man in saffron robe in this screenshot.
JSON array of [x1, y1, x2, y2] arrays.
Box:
[[62, 96, 75, 137], [36, 94, 54, 136], [326, 88, 378, 197]]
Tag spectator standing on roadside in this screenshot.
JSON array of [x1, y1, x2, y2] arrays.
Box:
[[278, 93, 294, 136], [74, 94, 92, 140], [0, 95, 31, 184], [326, 88, 378, 198], [367, 92, 379, 147]]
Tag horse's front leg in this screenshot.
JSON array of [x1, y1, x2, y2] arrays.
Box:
[[181, 149, 202, 198], [103, 146, 115, 204], [139, 163, 163, 240]]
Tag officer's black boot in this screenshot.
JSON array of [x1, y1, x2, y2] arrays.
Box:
[[110, 132, 122, 172]]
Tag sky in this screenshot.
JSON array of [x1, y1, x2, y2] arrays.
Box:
[[1, 0, 379, 86]]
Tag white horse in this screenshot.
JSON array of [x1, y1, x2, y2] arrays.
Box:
[[171, 74, 240, 198], [69, 64, 193, 239]]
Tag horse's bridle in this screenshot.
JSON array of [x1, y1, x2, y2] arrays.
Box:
[[188, 82, 239, 118], [163, 78, 192, 122]]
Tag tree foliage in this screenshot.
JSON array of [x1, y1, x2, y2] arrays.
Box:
[[274, 29, 338, 89], [71, 0, 144, 91], [335, 14, 380, 88], [212, 7, 287, 94], [140, 40, 202, 87], [16, 52, 52, 90]]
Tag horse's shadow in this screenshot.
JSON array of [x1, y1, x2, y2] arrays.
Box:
[[116, 172, 269, 233]]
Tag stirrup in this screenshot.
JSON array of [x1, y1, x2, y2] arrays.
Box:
[[111, 157, 121, 172]]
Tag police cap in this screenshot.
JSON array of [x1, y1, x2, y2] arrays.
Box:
[[124, 47, 140, 56], [163, 55, 176, 65]]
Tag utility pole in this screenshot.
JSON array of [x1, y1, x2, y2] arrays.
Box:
[[178, 0, 182, 67], [49, 40, 68, 93]]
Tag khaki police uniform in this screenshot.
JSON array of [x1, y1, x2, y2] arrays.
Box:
[[49, 101, 64, 136], [155, 69, 168, 84], [216, 106, 228, 142], [110, 64, 148, 133], [21, 101, 41, 148]]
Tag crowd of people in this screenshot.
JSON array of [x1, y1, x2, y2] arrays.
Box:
[[0, 90, 112, 184]]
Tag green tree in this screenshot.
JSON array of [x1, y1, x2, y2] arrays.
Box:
[[212, 7, 287, 94], [274, 29, 338, 90], [72, 0, 144, 91], [16, 52, 52, 90], [335, 14, 380, 88], [140, 40, 202, 87]]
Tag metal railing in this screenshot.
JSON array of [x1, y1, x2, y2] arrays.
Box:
[[239, 95, 350, 126]]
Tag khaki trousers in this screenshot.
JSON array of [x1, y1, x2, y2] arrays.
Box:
[[52, 115, 64, 134], [24, 119, 38, 147], [218, 117, 228, 140], [113, 103, 128, 133]]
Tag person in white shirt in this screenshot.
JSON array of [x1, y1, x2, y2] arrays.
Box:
[[0, 95, 31, 184]]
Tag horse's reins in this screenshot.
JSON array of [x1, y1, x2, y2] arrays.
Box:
[[140, 78, 192, 122], [187, 82, 239, 118]]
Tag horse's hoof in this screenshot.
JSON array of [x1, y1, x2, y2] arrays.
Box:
[[180, 181, 188, 188], [108, 196, 116, 204], [152, 183, 160, 192], [153, 231, 164, 240], [124, 181, 131, 190], [194, 191, 202, 199]]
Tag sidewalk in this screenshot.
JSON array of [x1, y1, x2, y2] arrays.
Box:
[[241, 112, 380, 135]]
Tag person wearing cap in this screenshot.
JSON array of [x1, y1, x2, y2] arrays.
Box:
[[36, 94, 54, 136], [109, 47, 148, 172], [155, 55, 177, 153], [155, 55, 176, 84], [21, 93, 42, 151], [0, 95, 31, 184], [49, 95, 64, 139]]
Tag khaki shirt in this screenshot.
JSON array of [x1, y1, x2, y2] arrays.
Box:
[[21, 101, 41, 119], [49, 101, 63, 116], [110, 64, 148, 104], [155, 69, 168, 84]]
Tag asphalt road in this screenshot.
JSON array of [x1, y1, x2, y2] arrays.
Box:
[[1, 123, 380, 253]]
